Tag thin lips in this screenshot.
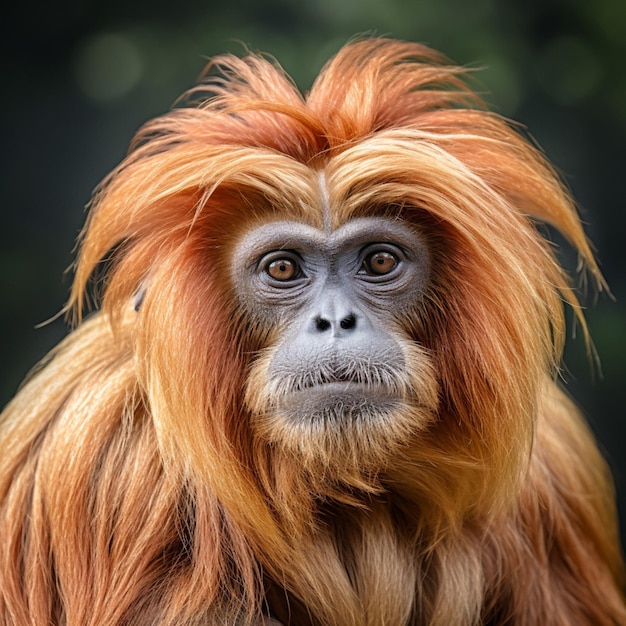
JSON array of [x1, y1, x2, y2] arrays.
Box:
[[284, 381, 400, 408], [268, 356, 405, 397], [299, 371, 360, 389]]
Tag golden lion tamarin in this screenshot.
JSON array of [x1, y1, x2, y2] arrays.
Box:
[[0, 38, 624, 626]]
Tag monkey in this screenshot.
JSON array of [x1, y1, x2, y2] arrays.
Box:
[[0, 37, 624, 625]]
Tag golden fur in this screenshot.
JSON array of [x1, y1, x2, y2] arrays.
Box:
[[0, 38, 624, 625]]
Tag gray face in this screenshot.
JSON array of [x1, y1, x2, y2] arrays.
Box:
[[232, 216, 431, 426]]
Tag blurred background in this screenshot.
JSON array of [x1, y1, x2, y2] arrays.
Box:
[[0, 0, 624, 537]]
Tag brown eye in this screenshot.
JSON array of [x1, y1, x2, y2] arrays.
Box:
[[267, 258, 298, 281], [363, 251, 398, 275]]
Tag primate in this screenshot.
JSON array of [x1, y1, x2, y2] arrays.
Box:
[[0, 38, 624, 625]]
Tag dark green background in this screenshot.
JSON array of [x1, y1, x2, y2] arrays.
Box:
[[1, 0, 625, 539]]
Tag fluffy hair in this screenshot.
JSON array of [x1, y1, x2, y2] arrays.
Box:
[[0, 38, 624, 625]]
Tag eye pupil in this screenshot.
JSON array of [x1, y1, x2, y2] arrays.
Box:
[[267, 258, 297, 281]]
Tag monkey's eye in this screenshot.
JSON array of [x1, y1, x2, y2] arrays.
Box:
[[263, 254, 302, 282], [360, 250, 399, 276], [268, 259, 297, 280]]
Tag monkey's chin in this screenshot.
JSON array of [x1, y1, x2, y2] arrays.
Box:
[[278, 383, 402, 422], [259, 383, 424, 484]]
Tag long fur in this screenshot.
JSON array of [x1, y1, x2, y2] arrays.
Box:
[[1, 38, 625, 625]]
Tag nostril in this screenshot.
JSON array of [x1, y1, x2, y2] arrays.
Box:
[[315, 317, 331, 332], [340, 314, 356, 330]]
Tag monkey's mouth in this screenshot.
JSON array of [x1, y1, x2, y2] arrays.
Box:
[[296, 370, 372, 391], [279, 385, 401, 423], [287, 362, 402, 392], [277, 375, 403, 422], [295, 379, 391, 397], [265, 353, 408, 421], [293, 380, 399, 401]]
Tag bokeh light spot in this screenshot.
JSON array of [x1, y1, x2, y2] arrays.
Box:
[[74, 33, 144, 102], [535, 36, 603, 106]]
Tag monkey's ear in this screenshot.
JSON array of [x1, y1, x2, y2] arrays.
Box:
[[134, 289, 145, 312], [133, 279, 149, 313]]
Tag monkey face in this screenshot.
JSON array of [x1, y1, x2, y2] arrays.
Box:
[[233, 210, 438, 473]]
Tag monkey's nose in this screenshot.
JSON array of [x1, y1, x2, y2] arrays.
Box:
[[314, 313, 357, 333]]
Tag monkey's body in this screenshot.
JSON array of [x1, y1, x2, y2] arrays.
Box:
[[1, 39, 624, 625], [1, 315, 622, 624]]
